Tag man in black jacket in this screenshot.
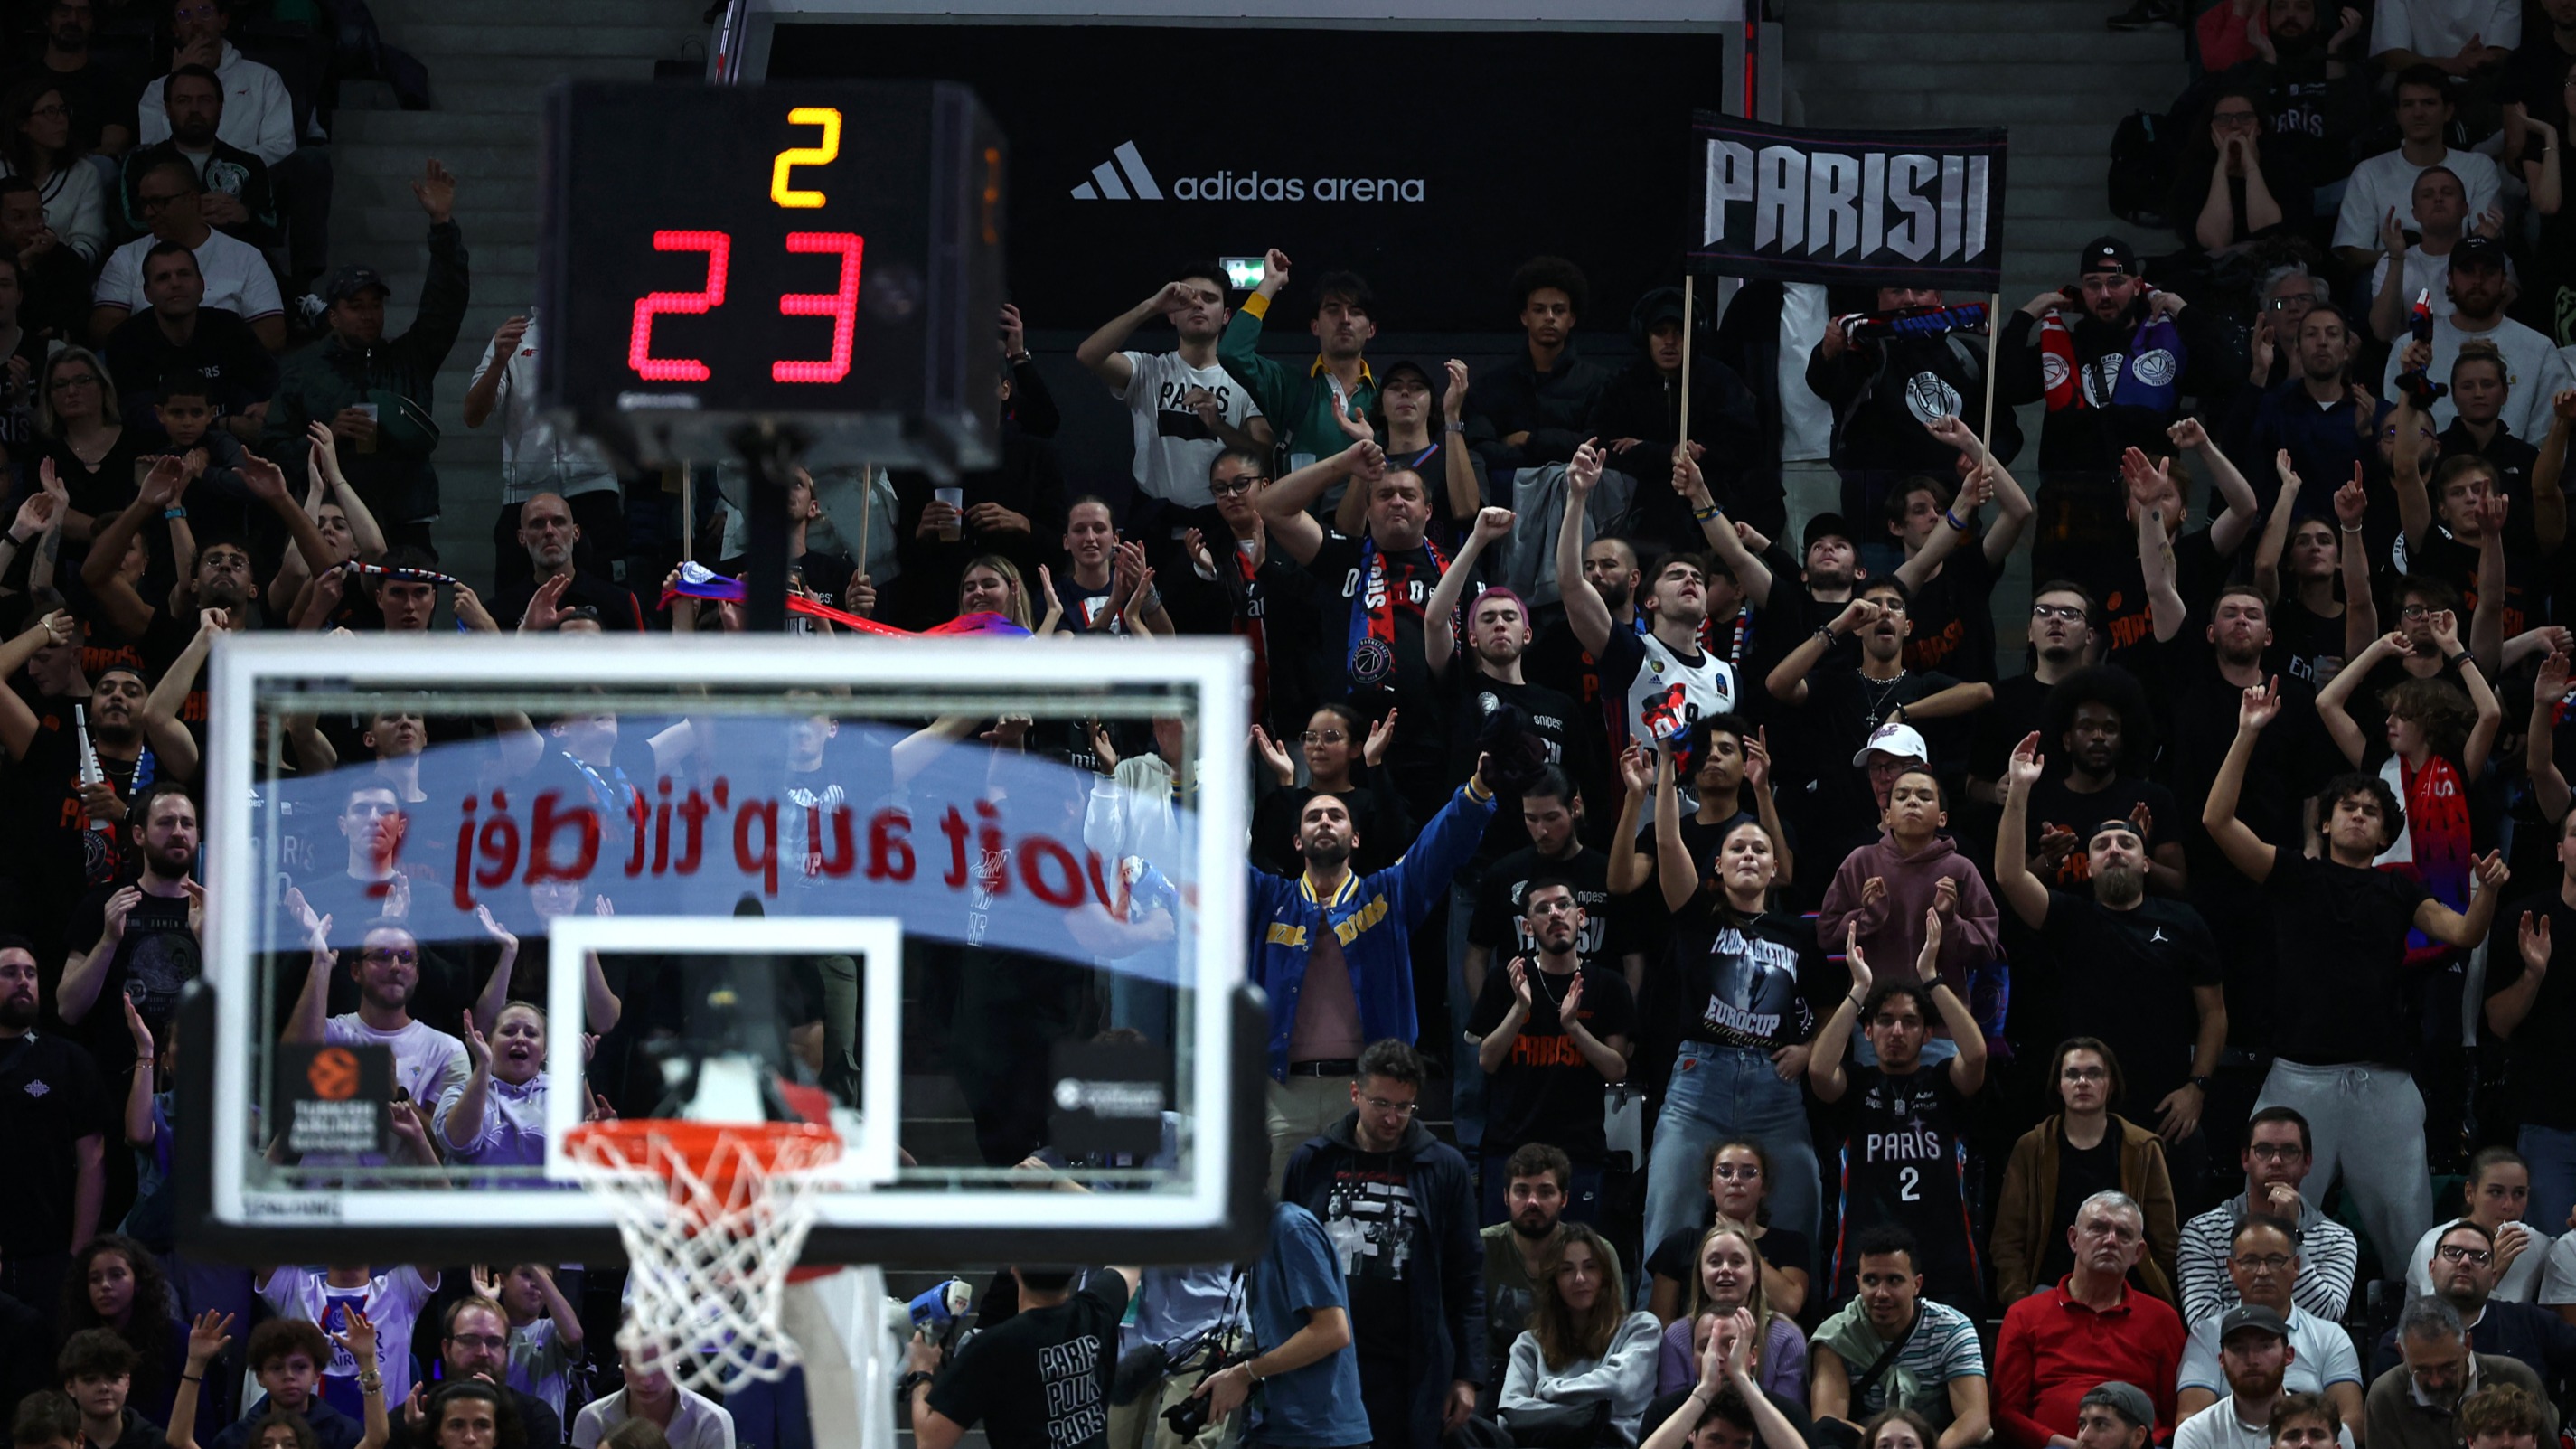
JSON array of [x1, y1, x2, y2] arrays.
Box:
[[1997, 238, 2229, 475], [1597, 285, 1776, 547], [1464, 256, 1610, 476], [1808, 281, 2021, 524], [1282, 1038, 1485, 1449], [101, 243, 276, 443]]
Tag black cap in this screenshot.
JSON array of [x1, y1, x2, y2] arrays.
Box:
[[2080, 1382, 2156, 1430], [323, 265, 390, 306], [2078, 236, 2138, 278], [1803, 512, 1856, 552], [2449, 236, 2507, 273], [1376, 359, 1435, 395], [2219, 1303, 2291, 1342]]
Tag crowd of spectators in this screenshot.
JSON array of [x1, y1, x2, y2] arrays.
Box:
[[4, 0, 2576, 1448]]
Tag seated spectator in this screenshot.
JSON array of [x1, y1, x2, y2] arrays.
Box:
[[90, 163, 281, 353], [1643, 1140, 1815, 1327], [2178, 1366, 2352, 1449], [2197, 0, 2365, 87], [2176, 1108, 2363, 1325], [260, 161, 469, 549], [1811, 927, 1990, 1312], [2382, 240, 2574, 446], [1990, 1040, 2186, 1306], [119, 65, 275, 249], [1482, 1142, 1574, 1383], [1245, 704, 1415, 880], [54, 1235, 184, 1425], [2334, 67, 2505, 277], [135, 0, 291, 164], [2175, 1219, 2364, 1427], [1498, 1222, 1662, 1444], [2174, 87, 2314, 259], [2505, 52, 2575, 344], [2064, 1383, 2159, 1449], [1653, 1226, 1806, 1405], [11, 0, 141, 167], [495, 494, 643, 633], [1999, 239, 2228, 475], [1465, 870, 1636, 1221], [1602, 285, 1772, 544], [2361, 1298, 2556, 1449], [101, 244, 277, 446], [57, 1328, 157, 1449], [1075, 261, 1269, 527], [1465, 256, 1611, 475], [569, 1345, 734, 1449], [1807, 1226, 1992, 1448], [204, 1315, 364, 1449], [1637, 1316, 1815, 1449], [1217, 249, 1379, 472], [1808, 285, 2020, 525], [3, 174, 89, 343], [2451, 1385, 2554, 1449], [2366, 1218, 2576, 1384], [33, 347, 148, 544], [1992, 1192, 2186, 1446], [2367, 167, 2512, 342], [14, 1395, 80, 1449], [411, 1383, 522, 1449], [389, 1298, 560, 1449], [0, 78, 107, 265], [2368, 0, 2515, 76]]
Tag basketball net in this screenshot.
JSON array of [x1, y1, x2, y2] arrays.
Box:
[[567, 1067, 843, 1392]]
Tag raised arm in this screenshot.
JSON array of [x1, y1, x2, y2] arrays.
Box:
[[1991, 732, 2054, 930], [146, 612, 221, 739], [1426, 508, 1512, 676], [1807, 924, 1871, 1105], [444, 1011, 493, 1152], [165, 1312, 236, 1449], [2315, 631, 2397, 767], [1556, 439, 1613, 655], [307, 424, 386, 560], [2488, 909, 2553, 1040], [1766, 597, 1878, 706], [2470, 495, 2505, 678], [122, 997, 158, 1148], [1893, 458, 1983, 595], [1074, 283, 1198, 392], [80, 461, 183, 639], [2253, 451, 2306, 602], [1441, 361, 1481, 522], [2129, 457, 2187, 645], [2434, 605, 2502, 778], [2335, 466, 2380, 658], [2369, 212, 2413, 343], [1744, 725, 1791, 886], [2536, 390, 2574, 557], [1607, 744, 1654, 897], [2415, 852, 2508, 947], [1652, 746, 1701, 916], [2199, 677, 2286, 883], [0, 611, 75, 763], [1257, 440, 1378, 565], [1675, 453, 1773, 606], [2175, 417, 2261, 557], [2530, 650, 2572, 823], [2391, 339, 2435, 548], [279, 893, 336, 1045]]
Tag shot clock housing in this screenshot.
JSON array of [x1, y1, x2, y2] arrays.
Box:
[[538, 80, 1004, 475]]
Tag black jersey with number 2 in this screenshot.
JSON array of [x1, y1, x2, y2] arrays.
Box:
[[1830, 1063, 1981, 1315]]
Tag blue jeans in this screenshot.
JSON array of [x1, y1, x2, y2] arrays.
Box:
[[2521, 1123, 2576, 1244], [1642, 1040, 1819, 1268]]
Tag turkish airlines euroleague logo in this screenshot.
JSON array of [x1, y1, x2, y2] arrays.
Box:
[[307, 1048, 362, 1101], [1069, 141, 1427, 203]]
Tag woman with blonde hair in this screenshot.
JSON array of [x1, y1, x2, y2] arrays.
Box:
[[1500, 1221, 1664, 1444], [1658, 1223, 1808, 1401]]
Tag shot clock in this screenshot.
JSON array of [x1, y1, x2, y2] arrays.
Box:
[[537, 80, 1004, 474]]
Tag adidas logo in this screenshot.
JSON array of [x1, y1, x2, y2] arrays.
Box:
[[1071, 142, 1162, 202]]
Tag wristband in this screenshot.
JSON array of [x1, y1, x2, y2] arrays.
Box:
[[1816, 624, 1839, 646], [1692, 503, 1722, 522], [182, 1374, 202, 1384], [1444, 420, 1466, 434], [164, 507, 187, 521], [1005, 351, 1031, 364], [2450, 651, 2477, 673], [2, 533, 23, 547], [2339, 522, 2363, 533], [1943, 509, 1969, 531]]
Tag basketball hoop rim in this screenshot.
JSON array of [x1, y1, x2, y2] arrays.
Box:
[[565, 1118, 844, 1193]]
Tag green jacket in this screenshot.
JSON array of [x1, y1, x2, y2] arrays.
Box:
[[1217, 292, 1377, 465], [261, 221, 470, 525]]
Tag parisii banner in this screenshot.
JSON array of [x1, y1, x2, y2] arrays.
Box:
[[1688, 113, 2007, 291]]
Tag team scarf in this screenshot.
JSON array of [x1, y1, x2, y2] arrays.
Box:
[[1218, 538, 1272, 724], [1345, 534, 1449, 690], [2375, 751, 2472, 966], [2037, 308, 2185, 417]]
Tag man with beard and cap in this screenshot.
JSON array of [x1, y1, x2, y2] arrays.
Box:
[[55, 782, 202, 1051], [1248, 754, 1499, 1187], [1999, 239, 2228, 475], [1480, 1143, 1574, 1392], [1220, 249, 1381, 476], [2366, 1219, 2576, 1383], [1468, 879, 1634, 1225], [2364, 1298, 2556, 1449], [2173, 1218, 2364, 1427], [0, 935, 107, 1319], [118, 64, 276, 247], [2335, 67, 2506, 278], [1997, 731, 2226, 1181]]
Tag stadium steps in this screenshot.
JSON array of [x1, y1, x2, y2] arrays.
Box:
[[323, 0, 710, 597]]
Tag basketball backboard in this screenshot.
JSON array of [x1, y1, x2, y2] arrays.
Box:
[[179, 631, 1267, 1267]]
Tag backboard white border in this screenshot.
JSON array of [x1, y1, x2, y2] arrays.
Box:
[[204, 633, 1249, 1239]]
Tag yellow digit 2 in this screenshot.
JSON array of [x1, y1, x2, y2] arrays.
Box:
[[769, 107, 841, 209]]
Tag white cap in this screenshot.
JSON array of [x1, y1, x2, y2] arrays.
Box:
[[1852, 721, 1931, 768]]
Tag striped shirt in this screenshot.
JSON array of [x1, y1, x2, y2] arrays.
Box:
[[2176, 1195, 2360, 1327], [1811, 1298, 1988, 1420]]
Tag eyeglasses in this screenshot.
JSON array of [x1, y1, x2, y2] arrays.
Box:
[[1300, 730, 1348, 746], [2435, 1244, 2494, 1265], [27, 104, 70, 120], [1360, 1095, 1417, 1116], [2232, 1252, 2293, 1271], [1711, 1165, 1763, 1181], [136, 193, 185, 214], [1208, 476, 1265, 496], [2399, 604, 2433, 619], [446, 1332, 508, 1351], [2060, 1066, 2109, 1082], [2246, 1143, 2306, 1162], [2031, 605, 2088, 622]]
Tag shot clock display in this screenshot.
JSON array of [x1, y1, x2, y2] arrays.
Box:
[[538, 80, 1004, 472]]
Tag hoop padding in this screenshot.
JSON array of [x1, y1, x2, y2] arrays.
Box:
[[566, 1120, 842, 1391]]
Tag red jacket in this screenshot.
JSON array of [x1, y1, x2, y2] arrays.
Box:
[[1993, 1277, 2186, 1447]]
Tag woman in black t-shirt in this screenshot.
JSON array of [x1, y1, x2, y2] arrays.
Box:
[[1246, 703, 1415, 878], [1643, 1139, 1816, 1324], [1642, 749, 1840, 1283]]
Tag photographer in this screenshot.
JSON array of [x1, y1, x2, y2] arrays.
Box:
[[905, 1263, 1142, 1449], [1189, 1202, 1368, 1449]]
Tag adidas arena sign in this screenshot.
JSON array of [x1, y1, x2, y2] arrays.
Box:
[[1071, 141, 1426, 204]]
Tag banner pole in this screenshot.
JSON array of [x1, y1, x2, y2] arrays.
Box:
[[1678, 276, 1697, 472], [1978, 291, 2002, 465], [681, 464, 695, 562]]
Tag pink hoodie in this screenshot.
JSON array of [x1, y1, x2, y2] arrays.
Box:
[[1816, 830, 2003, 1026]]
